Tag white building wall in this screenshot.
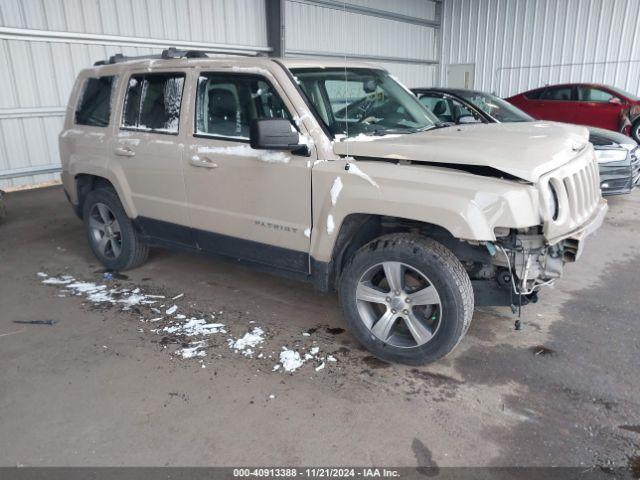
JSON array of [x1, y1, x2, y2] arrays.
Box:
[[284, 0, 440, 87], [0, 0, 269, 188], [441, 0, 640, 98]]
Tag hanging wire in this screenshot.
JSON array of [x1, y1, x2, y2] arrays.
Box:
[[343, 0, 349, 157]]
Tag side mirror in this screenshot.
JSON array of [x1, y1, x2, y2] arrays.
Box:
[[457, 114, 481, 124], [608, 97, 622, 105], [250, 119, 300, 150]]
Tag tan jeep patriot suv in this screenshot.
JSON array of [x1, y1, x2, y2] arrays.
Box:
[[60, 49, 607, 364]]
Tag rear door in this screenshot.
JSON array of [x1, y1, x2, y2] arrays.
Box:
[[574, 86, 624, 130], [529, 85, 576, 122], [182, 70, 314, 273], [110, 70, 193, 247]]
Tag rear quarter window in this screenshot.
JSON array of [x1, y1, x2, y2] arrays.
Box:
[[75, 76, 116, 127]]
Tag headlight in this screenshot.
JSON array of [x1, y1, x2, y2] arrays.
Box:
[[594, 148, 628, 164]]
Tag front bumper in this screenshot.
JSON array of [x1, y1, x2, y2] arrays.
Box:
[[598, 154, 639, 196], [561, 198, 608, 261]]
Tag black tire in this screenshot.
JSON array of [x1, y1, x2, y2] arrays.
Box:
[[82, 188, 149, 271], [631, 118, 640, 143], [338, 233, 474, 365]]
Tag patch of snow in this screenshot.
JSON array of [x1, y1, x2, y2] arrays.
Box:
[[165, 305, 178, 315], [37, 272, 48, 278], [326, 214, 335, 235], [330, 176, 343, 206], [315, 362, 325, 372], [42, 275, 74, 285], [163, 318, 226, 336], [310, 347, 319, 356], [279, 348, 304, 373], [343, 133, 401, 142], [272, 364, 281, 371], [327, 355, 337, 363], [197, 144, 289, 164], [346, 161, 379, 189], [177, 341, 207, 359], [172, 293, 184, 300], [302, 332, 311, 337], [229, 327, 265, 353]]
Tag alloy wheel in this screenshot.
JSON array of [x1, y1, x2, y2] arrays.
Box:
[[88, 203, 122, 259], [355, 261, 442, 348]]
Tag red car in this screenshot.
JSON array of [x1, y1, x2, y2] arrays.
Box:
[[507, 83, 640, 142]]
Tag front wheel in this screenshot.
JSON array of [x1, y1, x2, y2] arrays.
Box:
[[82, 188, 149, 271], [338, 233, 474, 365]]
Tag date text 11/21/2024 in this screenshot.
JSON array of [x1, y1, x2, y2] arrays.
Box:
[[232, 468, 401, 477]]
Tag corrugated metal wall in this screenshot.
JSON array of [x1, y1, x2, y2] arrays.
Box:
[[0, 0, 269, 188], [0, 0, 438, 188], [284, 0, 440, 87], [441, 0, 640, 98]]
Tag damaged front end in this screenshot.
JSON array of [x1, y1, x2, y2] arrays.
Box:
[[487, 228, 568, 308]]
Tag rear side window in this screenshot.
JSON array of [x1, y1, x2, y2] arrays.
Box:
[[539, 86, 573, 101], [122, 73, 185, 134], [75, 76, 115, 127], [523, 88, 544, 100], [195, 73, 292, 140]]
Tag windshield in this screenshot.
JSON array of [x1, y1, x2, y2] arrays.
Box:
[[290, 68, 438, 137], [456, 91, 533, 123]]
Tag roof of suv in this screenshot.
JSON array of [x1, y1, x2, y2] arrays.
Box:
[[88, 54, 381, 74]]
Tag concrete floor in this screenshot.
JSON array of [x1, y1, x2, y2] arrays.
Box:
[[0, 185, 639, 469]]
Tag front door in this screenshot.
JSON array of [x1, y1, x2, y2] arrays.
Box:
[[110, 71, 193, 247], [183, 71, 314, 273], [574, 86, 624, 131]]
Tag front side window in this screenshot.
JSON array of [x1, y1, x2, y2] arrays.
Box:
[[122, 73, 185, 134], [195, 74, 292, 139], [291, 68, 437, 138], [75, 76, 116, 127], [540, 86, 573, 101], [577, 87, 617, 103]]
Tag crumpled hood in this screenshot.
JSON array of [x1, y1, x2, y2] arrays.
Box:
[[333, 121, 590, 183]]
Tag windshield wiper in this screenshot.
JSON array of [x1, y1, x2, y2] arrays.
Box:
[[419, 122, 452, 132]]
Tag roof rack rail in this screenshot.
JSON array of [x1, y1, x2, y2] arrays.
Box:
[[94, 47, 265, 66]]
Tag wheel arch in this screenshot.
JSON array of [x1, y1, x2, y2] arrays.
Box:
[[73, 173, 136, 219], [316, 213, 492, 292]]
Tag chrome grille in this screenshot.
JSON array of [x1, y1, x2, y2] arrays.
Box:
[[539, 147, 603, 242]]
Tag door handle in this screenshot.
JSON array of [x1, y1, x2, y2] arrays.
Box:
[[189, 155, 218, 169], [114, 146, 136, 157]]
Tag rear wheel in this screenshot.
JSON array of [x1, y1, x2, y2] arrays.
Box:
[[82, 188, 148, 271], [339, 233, 473, 365]]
